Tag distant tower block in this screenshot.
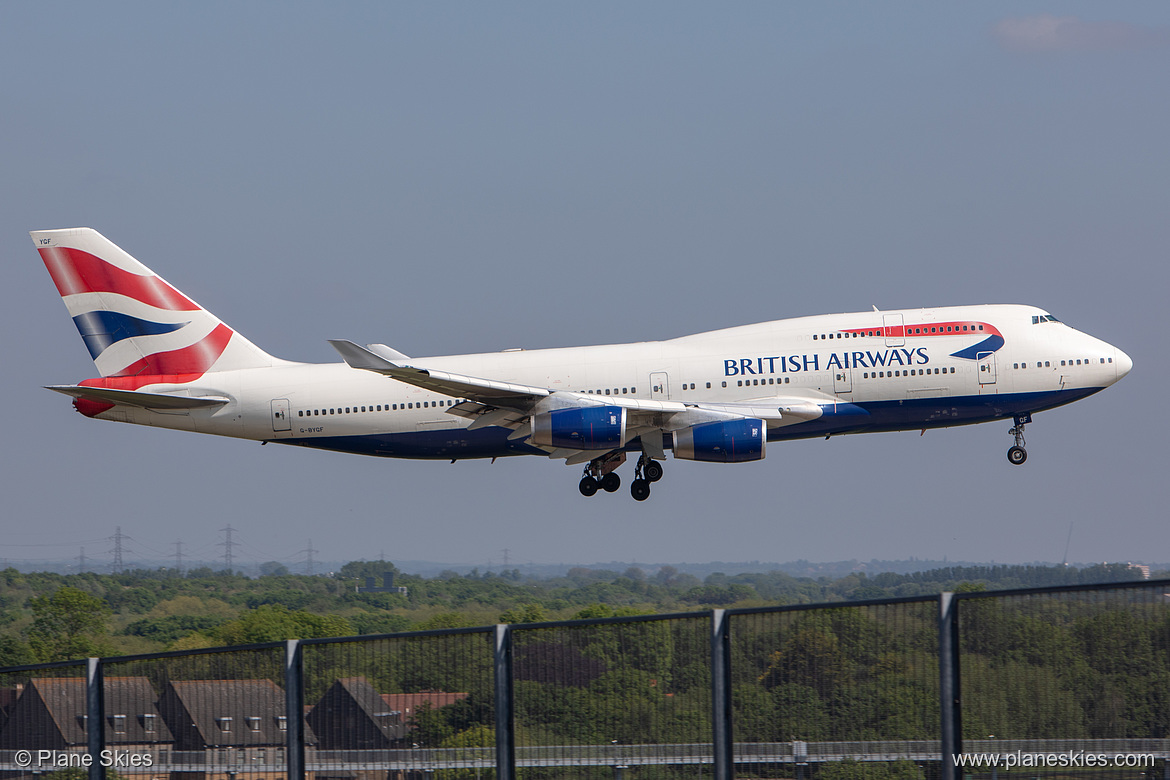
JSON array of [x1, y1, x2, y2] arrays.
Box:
[[357, 571, 408, 596]]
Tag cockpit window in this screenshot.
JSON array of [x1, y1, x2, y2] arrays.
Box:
[[1032, 314, 1062, 324]]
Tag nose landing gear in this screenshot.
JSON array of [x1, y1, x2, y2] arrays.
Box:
[[1007, 413, 1031, 465]]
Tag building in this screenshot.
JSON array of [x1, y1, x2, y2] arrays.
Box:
[[0, 676, 173, 749]]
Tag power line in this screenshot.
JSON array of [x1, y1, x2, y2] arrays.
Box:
[[297, 539, 319, 576], [110, 527, 129, 572], [218, 525, 238, 573]]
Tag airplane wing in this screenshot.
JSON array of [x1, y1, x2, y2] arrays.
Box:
[[46, 385, 229, 410], [328, 340, 826, 460]]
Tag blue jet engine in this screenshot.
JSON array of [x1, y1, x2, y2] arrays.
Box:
[[673, 418, 766, 463], [532, 406, 627, 449]]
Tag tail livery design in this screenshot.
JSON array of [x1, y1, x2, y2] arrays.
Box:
[[34, 228, 278, 384]]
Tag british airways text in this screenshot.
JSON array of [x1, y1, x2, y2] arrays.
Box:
[[724, 348, 930, 376]]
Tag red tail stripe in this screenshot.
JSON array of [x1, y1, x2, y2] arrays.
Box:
[[94, 323, 234, 381], [39, 246, 200, 311]]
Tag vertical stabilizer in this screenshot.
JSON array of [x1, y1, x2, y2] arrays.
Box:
[[32, 228, 282, 379]]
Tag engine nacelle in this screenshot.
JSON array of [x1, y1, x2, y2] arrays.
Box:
[[532, 406, 627, 449], [673, 418, 766, 463]]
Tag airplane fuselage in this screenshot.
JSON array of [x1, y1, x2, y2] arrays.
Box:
[[84, 303, 1127, 461]]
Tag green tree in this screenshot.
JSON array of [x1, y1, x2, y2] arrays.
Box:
[[499, 603, 546, 624], [214, 604, 351, 644], [27, 586, 112, 661]]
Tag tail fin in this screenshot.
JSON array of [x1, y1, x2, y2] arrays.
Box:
[[32, 227, 282, 379]]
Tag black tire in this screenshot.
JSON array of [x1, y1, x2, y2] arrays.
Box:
[[643, 460, 664, 483], [1007, 446, 1028, 465], [630, 478, 651, 501], [579, 476, 600, 496], [601, 472, 621, 493]]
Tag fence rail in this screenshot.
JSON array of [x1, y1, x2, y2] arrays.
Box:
[[0, 579, 1166, 780]]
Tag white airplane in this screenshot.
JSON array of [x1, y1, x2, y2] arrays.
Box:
[[33, 228, 1132, 501]]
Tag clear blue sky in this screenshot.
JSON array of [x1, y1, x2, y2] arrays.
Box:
[[3, 2, 1167, 572]]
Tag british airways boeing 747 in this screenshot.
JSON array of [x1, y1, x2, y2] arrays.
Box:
[[33, 228, 1132, 501]]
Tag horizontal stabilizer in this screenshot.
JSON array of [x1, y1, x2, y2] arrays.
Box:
[[46, 385, 229, 410]]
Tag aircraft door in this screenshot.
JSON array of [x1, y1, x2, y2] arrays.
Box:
[[271, 399, 292, 433], [833, 368, 853, 395], [883, 314, 905, 347], [977, 353, 997, 390], [650, 372, 670, 401]]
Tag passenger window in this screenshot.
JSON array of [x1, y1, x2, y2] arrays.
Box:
[[721, 381, 727, 388]]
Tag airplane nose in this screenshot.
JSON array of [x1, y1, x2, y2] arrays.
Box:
[[1114, 348, 1133, 381]]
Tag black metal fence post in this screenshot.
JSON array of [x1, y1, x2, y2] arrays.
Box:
[[285, 638, 305, 780], [712, 608, 733, 780], [86, 656, 104, 780], [495, 623, 515, 780], [939, 592, 961, 780]]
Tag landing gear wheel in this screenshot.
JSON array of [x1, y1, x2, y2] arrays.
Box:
[[579, 476, 599, 497], [601, 472, 621, 493], [643, 460, 664, 483], [1007, 414, 1030, 466], [630, 479, 651, 501]]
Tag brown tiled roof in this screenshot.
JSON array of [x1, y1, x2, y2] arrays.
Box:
[[0, 677, 172, 747], [308, 676, 406, 749], [161, 678, 307, 749]]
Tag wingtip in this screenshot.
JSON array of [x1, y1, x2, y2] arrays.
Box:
[[328, 339, 401, 371]]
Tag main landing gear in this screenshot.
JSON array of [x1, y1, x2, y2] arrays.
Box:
[[1007, 413, 1031, 465], [578, 451, 625, 497], [578, 452, 663, 500]]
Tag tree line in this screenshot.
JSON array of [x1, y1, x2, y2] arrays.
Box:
[[0, 560, 1153, 666]]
